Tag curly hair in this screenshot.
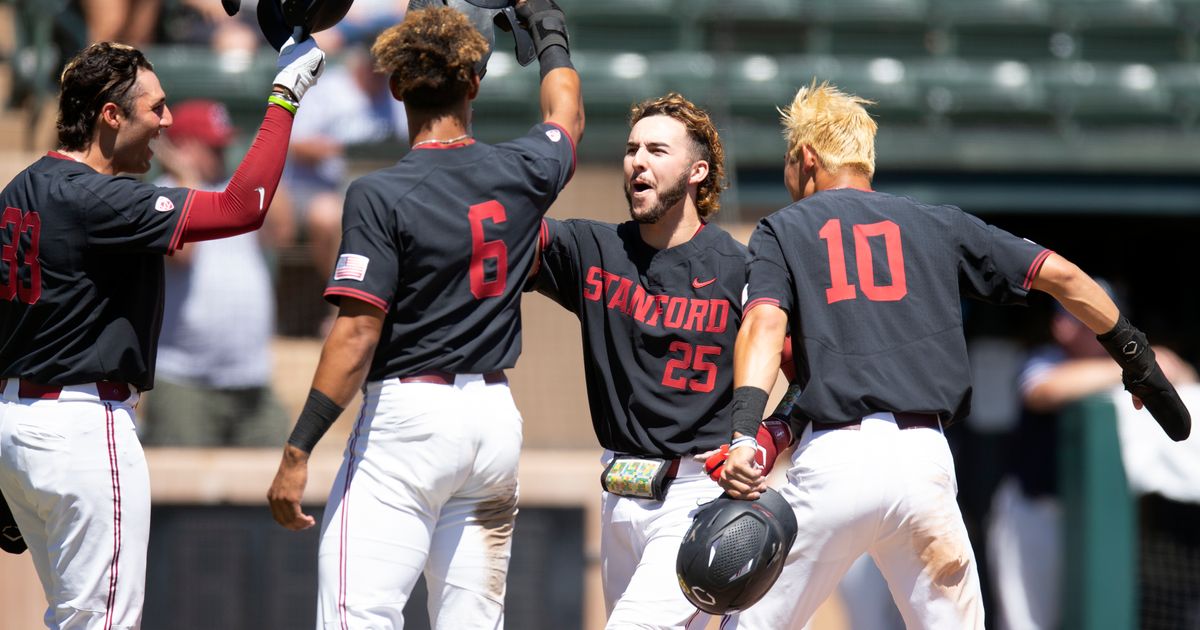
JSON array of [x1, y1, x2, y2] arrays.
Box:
[[371, 6, 488, 110], [57, 42, 153, 151], [779, 81, 877, 180], [629, 93, 726, 219]]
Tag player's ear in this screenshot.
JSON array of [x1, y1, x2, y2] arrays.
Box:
[[99, 102, 124, 130], [688, 159, 709, 187], [389, 74, 403, 102], [467, 73, 481, 101], [801, 145, 819, 174]]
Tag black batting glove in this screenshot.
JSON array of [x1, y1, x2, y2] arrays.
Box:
[[1098, 316, 1192, 441]]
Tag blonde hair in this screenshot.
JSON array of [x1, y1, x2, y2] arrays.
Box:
[[629, 93, 727, 219], [371, 7, 487, 109], [779, 81, 877, 180]]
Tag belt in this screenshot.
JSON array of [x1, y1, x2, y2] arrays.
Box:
[[814, 412, 941, 432], [0, 379, 132, 402], [397, 370, 507, 385]]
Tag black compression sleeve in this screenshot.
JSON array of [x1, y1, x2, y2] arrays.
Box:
[[287, 388, 345, 453], [731, 386, 771, 439]]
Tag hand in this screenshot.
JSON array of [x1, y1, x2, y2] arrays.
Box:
[[719, 444, 767, 500], [273, 35, 326, 101], [267, 445, 317, 530]]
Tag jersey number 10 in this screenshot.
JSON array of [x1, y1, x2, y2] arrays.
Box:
[[1, 206, 41, 305], [818, 218, 906, 304]]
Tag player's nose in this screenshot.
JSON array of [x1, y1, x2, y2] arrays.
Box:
[[160, 104, 173, 129]]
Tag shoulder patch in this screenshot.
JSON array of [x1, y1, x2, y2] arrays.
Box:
[[154, 196, 175, 213], [334, 254, 370, 281], [545, 128, 562, 143]]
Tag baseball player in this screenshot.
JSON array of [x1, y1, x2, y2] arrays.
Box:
[[264, 3, 582, 628], [0, 39, 325, 629], [718, 82, 1188, 629], [531, 93, 737, 629]]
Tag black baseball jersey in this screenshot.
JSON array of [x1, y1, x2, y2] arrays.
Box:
[[533, 219, 747, 458], [746, 188, 1050, 425], [326, 124, 575, 381], [0, 152, 192, 390]]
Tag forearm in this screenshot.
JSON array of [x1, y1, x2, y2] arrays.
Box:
[[1024, 359, 1122, 412], [1031, 253, 1119, 334], [732, 305, 789, 437], [177, 101, 295, 243], [540, 67, 583, 143]]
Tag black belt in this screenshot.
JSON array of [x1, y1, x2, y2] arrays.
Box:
[[0, 379, 132, 402], [814, 412, 941, 431], [397, 370, 507, 385]]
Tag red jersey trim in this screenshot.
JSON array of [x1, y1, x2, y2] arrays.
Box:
[[167, 189, 196, 254], [546, 121, 577, 182], [1023, 249, 1053, 290], [46, 151, 75, 161], [412, 138, 476, 150], [539, 219, 549, 251], [744, 297, 781, 313], [694, 222, 707, 237], [325, 287, 389, 313]]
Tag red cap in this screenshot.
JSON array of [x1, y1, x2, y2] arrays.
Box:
[[167, 100, 235, 148]]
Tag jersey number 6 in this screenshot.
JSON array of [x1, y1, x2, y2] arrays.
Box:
[[469, 201, 508, 299], [818, 218, 906, 304], [1, 206, 41, 305]]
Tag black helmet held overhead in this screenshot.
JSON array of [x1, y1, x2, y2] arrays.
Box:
[[676, 489, 798, 615], [256, 0, 357, 50], [407, 0, 536, 76]]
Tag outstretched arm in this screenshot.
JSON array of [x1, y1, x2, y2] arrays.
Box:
[[521, 0, 584, 143]]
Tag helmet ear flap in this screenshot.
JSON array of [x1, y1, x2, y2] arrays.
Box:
[[676, 489, 798, 614]]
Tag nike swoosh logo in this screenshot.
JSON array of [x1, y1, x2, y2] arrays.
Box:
[[692, 277, 716, 289], [255, 186, 266, 211]]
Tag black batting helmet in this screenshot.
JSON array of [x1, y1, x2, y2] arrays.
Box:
[[257, 0, 356, 50], [407, 0, 536, 76], [676, 489, 798, 615]]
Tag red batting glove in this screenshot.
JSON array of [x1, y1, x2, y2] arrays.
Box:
[[705, 418, 795, 481]]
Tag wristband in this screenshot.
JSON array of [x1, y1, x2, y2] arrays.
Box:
[[730, 435, 759, 452], [268, 92, 299, 115], [287, 388, 344, 453], [731, 386, 770, 440], [537, 45, 574, 79]]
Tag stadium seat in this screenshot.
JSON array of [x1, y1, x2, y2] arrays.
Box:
[[1162, 62, 1200, 126], [554, 0, 683, 52], [147, 46, 278, 124], [1044, 60, 1175, 125], [934, 0, 1058, 61], [1051, 0, 1185, 62], [911, 58, 1055, 126], [807, 0, 930, 23]]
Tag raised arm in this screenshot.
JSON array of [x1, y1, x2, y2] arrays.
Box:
[[520, 0, 584, 143]]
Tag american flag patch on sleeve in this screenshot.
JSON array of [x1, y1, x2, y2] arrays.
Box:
[[334, 254, 370, 281]]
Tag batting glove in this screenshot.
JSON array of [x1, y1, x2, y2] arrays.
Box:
[[273, 36, 326, 102], [705, 418, 795, 481]]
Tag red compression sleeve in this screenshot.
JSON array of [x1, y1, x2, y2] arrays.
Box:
[[174, 103, 294, 247]]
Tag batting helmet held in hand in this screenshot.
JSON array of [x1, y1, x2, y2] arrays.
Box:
[[408, 0, 536, 75], [676, 489, 798, 614], [258, 0, 356, 50]]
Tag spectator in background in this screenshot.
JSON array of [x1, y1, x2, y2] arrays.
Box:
[[81, 0, 161, 46], [987, 284, 1196, 630], [140, 99, 294, 447], [283, 44, 407, 290]]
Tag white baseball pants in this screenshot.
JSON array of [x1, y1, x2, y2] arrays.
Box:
[[316, 374, 522, 630], [0, 381, 148, 630], [733, 412, 985, 630], [600, 451, 728, 630]]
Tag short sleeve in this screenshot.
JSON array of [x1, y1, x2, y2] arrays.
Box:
[[745, 220, 794, 315], [323, 180, 400, 312], [77, 175, 191, 253], [495, 123, 577, 198], [954, 209, 1052, 305], [530, 218, 583, 313]]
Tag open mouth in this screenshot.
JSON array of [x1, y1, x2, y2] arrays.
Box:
[[631, 181, 653, 194]]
